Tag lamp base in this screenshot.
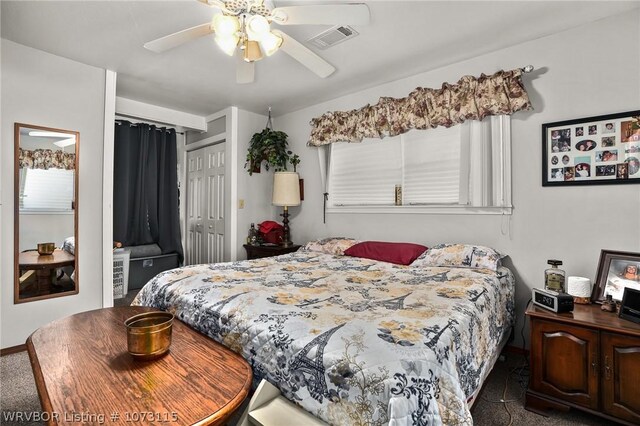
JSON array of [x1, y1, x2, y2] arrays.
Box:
[[280, 206, 293, 247]]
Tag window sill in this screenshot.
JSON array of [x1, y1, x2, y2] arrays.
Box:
[[327, 205, 513, 215], [19, 210, 74, 215]]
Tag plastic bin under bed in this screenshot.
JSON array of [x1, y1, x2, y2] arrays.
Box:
[[127, 252, 180, 290]]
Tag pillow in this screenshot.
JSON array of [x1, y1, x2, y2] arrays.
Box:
[[344, 241, 428, 265], [301, 237, 360, 256], [411, 243, 505, 271]]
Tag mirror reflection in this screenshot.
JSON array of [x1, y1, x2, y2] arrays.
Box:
[[15, 124, 79, 303]]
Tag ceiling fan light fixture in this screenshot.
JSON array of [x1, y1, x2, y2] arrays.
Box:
[[260, 31, 283, 56], [215, 34, 239, 56], [243, 39, 263, 62], [212, 13, 240, 36], [246, 15, 270, 41]]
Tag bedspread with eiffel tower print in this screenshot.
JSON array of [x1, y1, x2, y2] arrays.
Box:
[[133, 246, 515, 426]]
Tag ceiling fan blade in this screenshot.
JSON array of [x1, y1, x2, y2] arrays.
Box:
[[273, 30, 335, 78], [197, 0, 226, 9], [144, 23, 214, 53], [237, 57, 256, 84], [270, 4, 370, 26]]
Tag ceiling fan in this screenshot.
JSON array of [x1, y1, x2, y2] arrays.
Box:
[[143, 0, 370, 84]]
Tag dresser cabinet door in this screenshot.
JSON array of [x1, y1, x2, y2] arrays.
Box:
[[601, 332, 640, 423], [531, 319, 599, 409]]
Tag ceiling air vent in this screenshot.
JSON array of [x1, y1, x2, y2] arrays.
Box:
[[307, 25, 359, 50]]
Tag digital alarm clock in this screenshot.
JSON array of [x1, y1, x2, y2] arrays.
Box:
[[532, 287, 574, 313]]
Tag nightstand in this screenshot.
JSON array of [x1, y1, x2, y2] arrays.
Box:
[[243, 244, 301, 260], [525, 302, 640, 425]]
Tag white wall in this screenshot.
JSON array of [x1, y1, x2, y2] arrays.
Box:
[[1, 39, 106, 348], [19, 214, 74, 252], [276, 11, 640, 348], [235, 109, 277, 260]]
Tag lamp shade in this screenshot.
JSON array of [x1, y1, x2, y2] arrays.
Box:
[[272, 172, 301, 206]]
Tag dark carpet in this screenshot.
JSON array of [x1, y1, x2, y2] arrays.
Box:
[[1, 347, 616, 425]]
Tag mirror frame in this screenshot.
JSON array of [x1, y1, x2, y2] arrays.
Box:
[[14, 123, 79, 304]]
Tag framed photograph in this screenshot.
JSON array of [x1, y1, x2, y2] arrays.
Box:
[[542, 110, 640, 186], [592, 250, 640, 303], [619, 287, 640, 324]]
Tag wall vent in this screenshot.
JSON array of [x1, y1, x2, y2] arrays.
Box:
[[307, 25, 359, 50]]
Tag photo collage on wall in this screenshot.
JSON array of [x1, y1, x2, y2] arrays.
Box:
[[543, 112, 640, 186]]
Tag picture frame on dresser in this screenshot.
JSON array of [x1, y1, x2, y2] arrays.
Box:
[[619, 287, 640, 324], [542, 110, 640, 186], [592, 249, 640, 303]]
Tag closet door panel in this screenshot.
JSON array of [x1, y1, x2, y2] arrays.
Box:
[[203, 143, 225, 264], [186, 149, 205, 265]]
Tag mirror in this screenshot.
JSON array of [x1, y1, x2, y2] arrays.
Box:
[[14, 123, 79, 303]]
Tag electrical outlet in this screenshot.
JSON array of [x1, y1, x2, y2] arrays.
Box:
[[238, 199, 245, 209]]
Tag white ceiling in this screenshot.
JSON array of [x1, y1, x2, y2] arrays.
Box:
[[2, 1, 639, 116]]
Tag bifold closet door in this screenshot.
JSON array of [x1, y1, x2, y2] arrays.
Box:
[[186, 143, 225, 265], [203, 143, 225, 264], [186, 149, 204, 265]]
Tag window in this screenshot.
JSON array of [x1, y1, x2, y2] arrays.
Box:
[[19, 168, 74, 212], [323, 115, 511, 214]]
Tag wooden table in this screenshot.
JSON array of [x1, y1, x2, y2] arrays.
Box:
[[27, 306, 252, 425], [19, 249, 75, 293]]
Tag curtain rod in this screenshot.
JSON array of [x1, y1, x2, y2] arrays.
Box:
[[115, 119, 185, 135]]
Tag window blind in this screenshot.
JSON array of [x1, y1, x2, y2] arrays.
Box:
[[326, 116, 510, 210], [403, 127, 461, 204], [20, 168, 74, 212], [329, 136, 402, 205]]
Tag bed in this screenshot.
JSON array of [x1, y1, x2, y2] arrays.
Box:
[[132, 239, 515, 425]]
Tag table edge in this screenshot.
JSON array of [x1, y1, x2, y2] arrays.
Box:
[[26, 334, 57, 426]]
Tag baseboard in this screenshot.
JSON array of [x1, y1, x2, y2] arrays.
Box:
[[1, 344, 27, 356], [503, 344, 529, 356]]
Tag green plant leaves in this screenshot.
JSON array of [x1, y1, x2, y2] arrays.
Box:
[[245, 128, 300, 175]]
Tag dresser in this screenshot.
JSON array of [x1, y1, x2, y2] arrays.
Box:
[[525, 302, 640, 425]]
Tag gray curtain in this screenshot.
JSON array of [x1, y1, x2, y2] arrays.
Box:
[[113, 121, 183, 263]]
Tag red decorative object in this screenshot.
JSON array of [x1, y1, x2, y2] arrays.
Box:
[[344, 241, 428, 265], [258, 221, 284, 244]]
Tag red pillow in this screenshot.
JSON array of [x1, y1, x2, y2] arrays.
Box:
[[343, 241, 428, 265]]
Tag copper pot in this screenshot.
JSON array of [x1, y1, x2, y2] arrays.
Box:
[[37, 242, 55, 256], [124, 311, 174, 360]]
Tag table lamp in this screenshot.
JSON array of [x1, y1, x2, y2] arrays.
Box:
[[272, 171, 301, 247]]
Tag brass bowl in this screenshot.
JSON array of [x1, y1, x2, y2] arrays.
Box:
[[124, 311, 174, 361], [37, 242, 55, 256]]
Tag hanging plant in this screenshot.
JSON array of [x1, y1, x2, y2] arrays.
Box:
[[245, 129, 291, 175], [246, 108, 301, 175]]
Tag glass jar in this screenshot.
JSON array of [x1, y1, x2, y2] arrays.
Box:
[[248, 223, 258, 245], [545, 259, 566, 292]]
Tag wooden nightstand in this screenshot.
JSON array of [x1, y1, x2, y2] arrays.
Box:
[[525, 302, 640, 425], [243, 244, 301, 260]]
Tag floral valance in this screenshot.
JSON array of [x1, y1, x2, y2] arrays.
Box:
[[308, 68, 532, 146], [19, 148, 76, 170]]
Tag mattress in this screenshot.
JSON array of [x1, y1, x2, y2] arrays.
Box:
[[132, 250, 515, 425]]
